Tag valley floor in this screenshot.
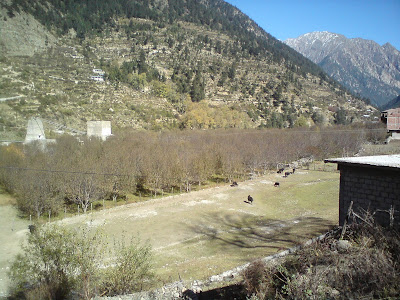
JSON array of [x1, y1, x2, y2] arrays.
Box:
[[59, 169, 339, 286], [0, 168, 339, 297]]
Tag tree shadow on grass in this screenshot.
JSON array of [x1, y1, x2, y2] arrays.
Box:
[[188, 212, 333, 251]]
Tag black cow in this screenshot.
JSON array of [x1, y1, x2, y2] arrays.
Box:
[[274, 182, 280, 187], [28, 224, 36, 234], [247, 195, 254, 204], [284, 172, 291, 177], [230, 181, 238, 187], [277, 168, 285, 174]]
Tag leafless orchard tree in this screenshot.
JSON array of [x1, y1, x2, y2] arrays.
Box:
[[0, 126, 371, 215]]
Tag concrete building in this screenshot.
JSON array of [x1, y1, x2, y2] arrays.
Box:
[[325, 155, 400, 228], [91, 68, 105, 82], [90, 75, 104, 82], [25, 117, 46, 143], [93, 69, 105, 75], [381, 108, 400, 140], [87, 121, 112, 141]]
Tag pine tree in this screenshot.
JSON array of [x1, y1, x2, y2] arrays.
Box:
[[138, 50, 148, 74], [191, 71, 205, 102]]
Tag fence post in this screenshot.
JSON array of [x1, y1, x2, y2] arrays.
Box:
[[340, 201, 353, 240], [390, 205, 394, 228]]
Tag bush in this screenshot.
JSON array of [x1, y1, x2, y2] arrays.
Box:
[[241, 223, 400, 299], [8, 224, 153, 299], [241, 260, 275, 299], [102, 237, 154, 295], [8, 224, 83, 299]]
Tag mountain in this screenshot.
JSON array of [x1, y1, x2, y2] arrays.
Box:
[[381, 95, 400, 111], [0, 2, 377, 139], [285, 31, 400, 108]]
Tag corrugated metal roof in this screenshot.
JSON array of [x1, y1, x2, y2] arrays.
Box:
[[325, 155, 400, 169]]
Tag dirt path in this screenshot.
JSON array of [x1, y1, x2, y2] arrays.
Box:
[[0, 205, 30, 298]]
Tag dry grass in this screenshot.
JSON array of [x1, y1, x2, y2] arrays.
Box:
[[56, 169, 339, 286], [242, 222, 400, 299], [359, 139, 400, 156], [0, 169, 340, 296]]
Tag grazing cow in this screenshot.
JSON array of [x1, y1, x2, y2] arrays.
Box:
[[284, 172, 291, 177], [247, 195, 254, 204], [274, 182, 280, 187], [230, 181, 238, 187], [277, 168, 285, 174]]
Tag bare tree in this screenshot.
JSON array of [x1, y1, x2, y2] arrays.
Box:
[[64, 173, 103, 213]]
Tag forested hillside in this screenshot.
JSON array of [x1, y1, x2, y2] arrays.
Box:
[[2, 0, 329, 75], [0, 0, 378, 138]]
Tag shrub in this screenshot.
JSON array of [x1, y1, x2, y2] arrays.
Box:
[[102, 237, 154, 295], [8, 224, 153, 299], [241, 223, 400, 299], [241, 260, 275, 299], [8, 224, 82, 299]]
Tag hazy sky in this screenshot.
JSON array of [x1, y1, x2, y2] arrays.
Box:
[[224, 0, 400, 50]]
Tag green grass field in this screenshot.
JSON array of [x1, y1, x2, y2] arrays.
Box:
[[58, 169, 340, 286]]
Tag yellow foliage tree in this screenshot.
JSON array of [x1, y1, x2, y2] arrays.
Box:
[[183, 102, 252, 129]]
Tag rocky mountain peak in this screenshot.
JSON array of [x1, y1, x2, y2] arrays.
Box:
[[285, 32, 400, 108], [383, 42, 396, 51], [285, 31, 347, 64]]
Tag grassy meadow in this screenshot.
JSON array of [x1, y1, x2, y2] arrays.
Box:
[[0, 167, 340, 296], [57, 168, 339, 286]]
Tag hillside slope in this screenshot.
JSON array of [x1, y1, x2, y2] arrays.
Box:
[[0, 3, 56, 57], [0, 2, 377, 139], [382, 95, 400, 110], [285, 31, 400, 108]]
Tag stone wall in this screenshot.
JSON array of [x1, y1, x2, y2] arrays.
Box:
[[87, 121, 111, 141], [338, 164, 400, 227]]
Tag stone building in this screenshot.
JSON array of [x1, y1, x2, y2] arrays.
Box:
[[87, 121, 112, 141], [325, 155, 400, 228]]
